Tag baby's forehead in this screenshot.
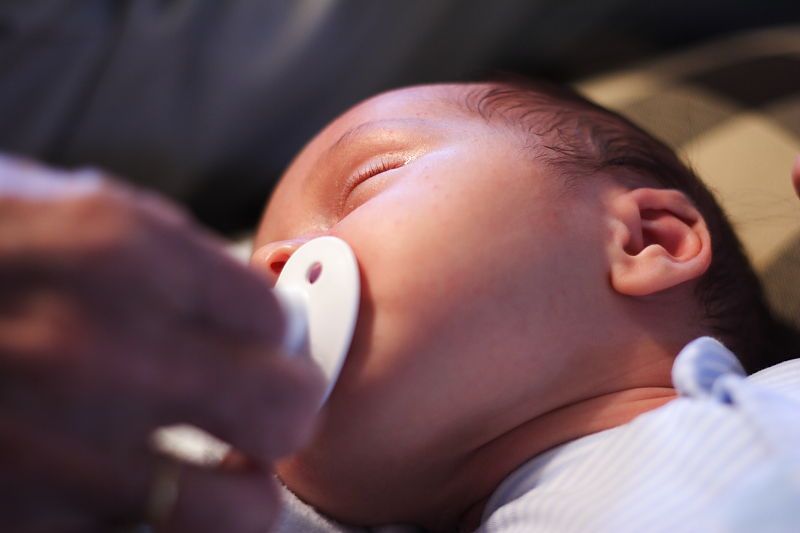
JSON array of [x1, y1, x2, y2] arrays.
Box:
[[289, 84, 500, 172], [337, 82, 560, 147], [305, 83, 537, 165], [332, 84, 480, 128]]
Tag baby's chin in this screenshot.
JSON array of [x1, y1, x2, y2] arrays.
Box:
[[275, 403, 430, 525], [276, 449, 379, 526]]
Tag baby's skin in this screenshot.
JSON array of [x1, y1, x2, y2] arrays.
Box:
[[250, 84, 712, 531]]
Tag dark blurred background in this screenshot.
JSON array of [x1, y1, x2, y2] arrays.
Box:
[[1, 0, 798, 233]]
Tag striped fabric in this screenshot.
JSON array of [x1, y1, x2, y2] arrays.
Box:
[[479, 337, 800, 533]]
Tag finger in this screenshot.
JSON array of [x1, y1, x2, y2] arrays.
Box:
[[0, 422, 238, 533], [0, 411, 283, 533], [163, 348, 325, 466], [0, 410, 148, 527], [160, 464, 280, 533], [138, 219, 290, 344], [792, 154, 800, 200]]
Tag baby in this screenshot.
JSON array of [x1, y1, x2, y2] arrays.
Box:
[[248, 81, 794, 531]]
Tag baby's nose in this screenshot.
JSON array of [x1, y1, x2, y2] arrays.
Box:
[[250, 238, 308, 285]]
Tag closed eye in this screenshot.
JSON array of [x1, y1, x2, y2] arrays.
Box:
[[341, 156, 406, 201], [339, 155, 409, 215]]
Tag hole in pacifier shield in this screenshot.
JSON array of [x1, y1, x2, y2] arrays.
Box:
[[307, 262, 322, 284]]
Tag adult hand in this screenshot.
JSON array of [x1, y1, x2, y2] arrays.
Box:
[[0, 156, 324, 532]]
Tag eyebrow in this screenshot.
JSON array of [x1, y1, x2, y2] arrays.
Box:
[[313, 118, 435, 174], [325, 118, 431, 156], [323, 120, 387, 160], [320, 87, 477, 161]]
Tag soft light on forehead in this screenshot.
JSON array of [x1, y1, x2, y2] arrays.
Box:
[[329, 84, 475, 132], [299, 87, 473, 179]]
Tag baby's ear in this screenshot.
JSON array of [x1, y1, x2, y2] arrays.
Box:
[[606, 188, 711, 297]]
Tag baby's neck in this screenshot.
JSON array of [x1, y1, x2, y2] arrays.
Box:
[[441, 387, 677, 532]]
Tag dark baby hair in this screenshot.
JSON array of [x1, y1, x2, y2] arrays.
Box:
[[465, 79, 798, 373]]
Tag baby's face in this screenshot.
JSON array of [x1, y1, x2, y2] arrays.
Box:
[[252, 85, 613, 523]]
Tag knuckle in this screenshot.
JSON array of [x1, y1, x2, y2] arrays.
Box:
[[0, 291, 89, 370]]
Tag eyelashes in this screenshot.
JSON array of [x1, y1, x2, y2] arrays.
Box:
[[339, 156, 406, 211], [349, 157, 405, 189], [337, 152, 421, 216]]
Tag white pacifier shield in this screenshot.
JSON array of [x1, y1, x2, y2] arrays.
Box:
[[273, 236, 360, 403]]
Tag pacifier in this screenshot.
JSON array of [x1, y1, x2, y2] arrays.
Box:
[[150, 237, 359, 465], [272, 236, 360, 405]]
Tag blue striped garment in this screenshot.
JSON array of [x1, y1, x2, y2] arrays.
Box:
[[478, 337, 800, 532]]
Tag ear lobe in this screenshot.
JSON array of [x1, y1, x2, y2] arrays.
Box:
[[609, 188, 712, 297], [250, 238, 308, 285]]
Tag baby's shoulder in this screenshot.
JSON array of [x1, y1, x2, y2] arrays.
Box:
[[479, 351, 800, 533]]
